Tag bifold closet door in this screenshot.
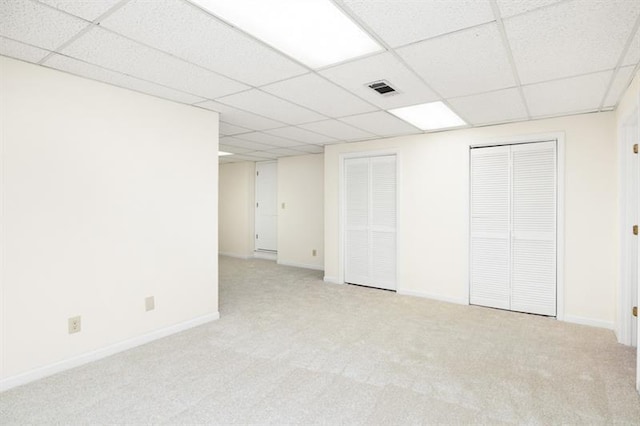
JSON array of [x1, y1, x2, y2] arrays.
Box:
[[344, 155, 396, 290], [470, 146, 511, 310], [510, 142, 557, 316], [470, 141, 557, 316]]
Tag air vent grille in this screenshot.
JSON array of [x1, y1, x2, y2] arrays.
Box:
[[367, 80, 397, 96]]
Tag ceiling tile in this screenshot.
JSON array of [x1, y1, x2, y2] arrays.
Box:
[[219, 144, 252, 154], [237, 132, 302, 148], [299, 120, 375, 141], [0, 37, 50, 63], [217, 89, 325, 125], [505, 0, 640, 84], [197, 100, 285, 130], [59, 27, 249, 99], [261, 147, 306, 156], [231, 153, 273, 161], [523, 71, 612, 117], [246, 151, 281, 159], [397, 23, 516, 98], [265, 126, 338, 144], [341, 0, 494, 47], [622, 28, 639, 67], [0, 0, 89, 50], [447, 88, 528, 125], [101, 0, 306, 86], [38, 0, 121, 21], [261, 73, 377, 117], [339, 111, 420, 137], [603, 66, 637, 107], [290, 144, 324, 154], [320, 52, 439, 109], [45, 54, 205, 104], [496, 0, 562, 18], [219, 136, 275, 151], [219, 122, 252, 136]]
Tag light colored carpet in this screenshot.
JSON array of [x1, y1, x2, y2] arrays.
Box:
[[1, 256, 639, 424]]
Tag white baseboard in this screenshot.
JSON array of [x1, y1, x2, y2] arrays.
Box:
[[0, 312, 220, 392], [219, 252, 252, 259], [397, 289, 468, 306], [323, 276, 343, 284], [563, 314, 614, 330], [253, 251, 277, 261], [277, 260, 324, 271]]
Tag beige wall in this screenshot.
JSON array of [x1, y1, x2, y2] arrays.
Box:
[[0, 57, 219, 384], [278, 154, 324, 270], [325, 112, 618, 328], [219, 162, 255, 258]]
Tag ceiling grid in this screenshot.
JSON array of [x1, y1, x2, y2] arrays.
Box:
[[0, 0, 638, 163]]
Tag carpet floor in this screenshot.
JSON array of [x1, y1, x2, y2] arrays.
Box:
[[1, 256, 639, 424]]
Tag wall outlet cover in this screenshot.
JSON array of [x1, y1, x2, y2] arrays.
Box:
[[68, 316, 81, 334], [145, 296, 155, 312]]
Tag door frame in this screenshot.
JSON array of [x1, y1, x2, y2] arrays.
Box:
[[618, 106, 639, 346], [467, 132, 565, 320], [338, 149, 401, 287]]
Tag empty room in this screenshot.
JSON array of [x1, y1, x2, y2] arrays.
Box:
[[1, 0, 640, 424]]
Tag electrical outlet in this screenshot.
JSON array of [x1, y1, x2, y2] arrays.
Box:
[[68, 316, 81, 334], [312, 249, 317, 256], [281, 202, 286, 209], [145, 296, 155, 312]]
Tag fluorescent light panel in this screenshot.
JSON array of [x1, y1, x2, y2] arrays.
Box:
[[218, 151, 233, 156], [388, 101, 466, 131], [190, 0, 382, 68]]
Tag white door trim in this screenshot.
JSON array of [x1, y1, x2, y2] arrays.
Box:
[[467, 132, 565, 320], [617, 106, 639, 346], [338, 149, 400, 288]]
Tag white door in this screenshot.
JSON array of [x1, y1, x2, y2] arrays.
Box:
[[469, 145, 511, 310], [255, 161, 277, 252], [470, 141, 557, 316], [344, 155, 396, 290]]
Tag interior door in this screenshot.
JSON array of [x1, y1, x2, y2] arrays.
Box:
[[344, 155, 396, 290], [255, 161, 277, 252], [470, 145, 511, 310], [470, 141, 557, 316]]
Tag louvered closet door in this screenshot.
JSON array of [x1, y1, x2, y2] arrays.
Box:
[[510, 142, 557, 316], [470, 146, 511, 310], [344, 155, 396, 290], [470, 141, 557, 316], [345, 158, 370, 286]]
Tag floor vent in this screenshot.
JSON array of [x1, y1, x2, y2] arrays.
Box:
[[367, 80, 397, 96]]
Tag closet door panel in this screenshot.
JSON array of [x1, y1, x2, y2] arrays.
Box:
[[511, 142, 557, 316], [470, 146, 511, 309], [344, 158, 370, 285]]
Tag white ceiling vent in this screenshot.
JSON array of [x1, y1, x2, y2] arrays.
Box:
[[366, 80, 398, 96]]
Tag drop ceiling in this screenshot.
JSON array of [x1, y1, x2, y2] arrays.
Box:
[[1, 0, 638, 164]]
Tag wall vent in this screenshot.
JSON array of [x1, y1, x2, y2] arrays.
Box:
[[367, 80, 397, 96]]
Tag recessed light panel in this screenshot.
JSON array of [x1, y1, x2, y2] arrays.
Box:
[[218, 151, 233, 156], [190, 0, 382, 68], [388, 101, 466, 131]]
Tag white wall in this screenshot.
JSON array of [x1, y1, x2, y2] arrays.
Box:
[[219, 161, 255, 258], [325, 112, 618, 328], [277, 154, 324, 270], [0, 57, 219, 385]]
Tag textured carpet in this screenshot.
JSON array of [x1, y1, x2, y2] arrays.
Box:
[[1, 256, 639, 424]]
